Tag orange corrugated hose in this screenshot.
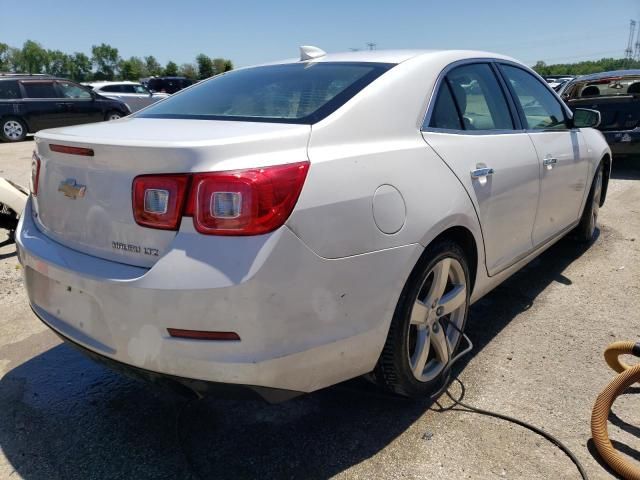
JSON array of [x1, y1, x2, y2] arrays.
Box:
[[591, 341, 640, 480]]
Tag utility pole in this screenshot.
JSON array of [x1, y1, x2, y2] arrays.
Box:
[[366, 42, 377, 51], [634, 20, 640, 61], [625, 20, 636, 61]]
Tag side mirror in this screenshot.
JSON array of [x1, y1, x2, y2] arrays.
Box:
[[572, 108, 601, 128]]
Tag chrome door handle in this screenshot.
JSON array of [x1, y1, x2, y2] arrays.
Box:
[[543, 157, 558, 166], [470, 167, 495, 179]]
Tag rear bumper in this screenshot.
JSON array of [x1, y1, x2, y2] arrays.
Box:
[[17, 198, 421, 393], [602, 130, 640, 157], [40, 316, 302, 403]]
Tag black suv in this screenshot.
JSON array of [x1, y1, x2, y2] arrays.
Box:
[[142, 76, 194, 94], [0, 75, 130, 142]]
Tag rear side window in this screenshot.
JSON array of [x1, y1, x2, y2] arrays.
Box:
[[0, 81, 21, 100], [120, 85, 137, 93], [22, 81, 59, 99], [427, 63, 514, 131], [500, 65, 568, 130], [138, 62, 394, 124], [429, 82, 462, 130]]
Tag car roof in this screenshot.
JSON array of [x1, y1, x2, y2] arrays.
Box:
[[0, 74, 57, 81], [252, 48, 519, 68], [88, 81, 141, 86], [573, 69, 640, 82]]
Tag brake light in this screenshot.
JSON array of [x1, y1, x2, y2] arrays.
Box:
[[31, 151, 41, 196], [132, 174, 190, 230], [131, 162, 309, 235], [167, 328, 240, 341], [186, 161, 309, 235], [49, 144, 94, 156]]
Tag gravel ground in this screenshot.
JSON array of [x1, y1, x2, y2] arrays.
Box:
[[0, 139, 638, 480]]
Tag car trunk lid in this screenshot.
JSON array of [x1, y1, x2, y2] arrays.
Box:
[[32, 118, 310, 268]]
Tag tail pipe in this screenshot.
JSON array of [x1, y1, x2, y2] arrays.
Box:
[[591, 341, 640, 480]]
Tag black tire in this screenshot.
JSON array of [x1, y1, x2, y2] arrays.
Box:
[[0, 117, 27, 142], [574, 163, 603, 243], [105, 111, 123, 121], [374, 239, 471, 397]]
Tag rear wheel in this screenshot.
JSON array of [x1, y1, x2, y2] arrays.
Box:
[[574, 163, 603, 243], [0, 117, 27, 142], [374, 240, 470, 397], [105, 111, 122, 121]]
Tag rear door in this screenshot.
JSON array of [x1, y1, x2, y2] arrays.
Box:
[[56, 80, 103, 126], [19, 80, 66, 131], [498, 64, 588, 245], [422, 62, 541, 275]]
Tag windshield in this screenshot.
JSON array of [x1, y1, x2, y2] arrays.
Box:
[[136, 62, 393, 124]]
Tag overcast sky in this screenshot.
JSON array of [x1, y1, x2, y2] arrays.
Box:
[[1, 0, 637, 67]]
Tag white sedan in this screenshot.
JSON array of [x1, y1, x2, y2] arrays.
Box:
[[85, 81, 169, 112], [17, 47, 610, 401]]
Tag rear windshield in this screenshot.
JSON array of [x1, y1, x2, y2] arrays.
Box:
[[137, 62, 394, 124], [566, 76, 640, 99]]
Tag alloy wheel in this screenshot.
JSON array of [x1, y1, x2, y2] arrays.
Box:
[[407, 257, 467, 382], [3, 120, 23, 140], [591, 168, 603, 232], [108, 113, 122, 121]]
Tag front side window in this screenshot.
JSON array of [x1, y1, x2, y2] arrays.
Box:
[[501, 65, 568, 130], [120, 85, 137, 94], [57, 81, 92, 99], [22, 81, 59, 99], [428, 63, 514, 131], [133, 84, 149, 94], [137, 62, 393, 124], [0, 81, 21, 100]]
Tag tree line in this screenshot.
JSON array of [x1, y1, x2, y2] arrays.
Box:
[[532, 57, 640, 76], [0, 40, 233, 82]]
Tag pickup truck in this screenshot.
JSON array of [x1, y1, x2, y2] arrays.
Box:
[[561, 70, 640, 158]]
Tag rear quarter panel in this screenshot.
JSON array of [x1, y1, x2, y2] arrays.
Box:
[[287, 53, 485, 265]]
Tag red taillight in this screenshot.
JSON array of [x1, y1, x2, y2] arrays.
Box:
[[167, 328, 241, 341], [132, 161, 309, 235], [187, 161, 309, 236], [31, 151, 41, 196], [132, 174, 190, 230], [49, 144, 94, 156]]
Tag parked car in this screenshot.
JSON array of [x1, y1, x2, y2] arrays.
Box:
[[543, 75, 575, 92], [561, 69, 640, 157], [17, 47, 610, 402], [85, 81, 169, 112], [0, 75, 130, 142], [141, 76, 194, 94]]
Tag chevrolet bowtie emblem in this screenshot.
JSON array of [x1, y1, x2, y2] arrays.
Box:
[[58, 179, 86, 199]]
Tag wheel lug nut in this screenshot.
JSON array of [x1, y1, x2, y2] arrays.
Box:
[[432, 323, 439, 333], [436, 306, 444, 316]]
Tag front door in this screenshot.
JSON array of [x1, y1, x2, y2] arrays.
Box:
[[421, 62, 541, 275], [498, 64, 589, 245], [56, 81, 103, 126]]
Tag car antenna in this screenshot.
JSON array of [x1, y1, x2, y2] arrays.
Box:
[[299, 45, 326, 61]]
